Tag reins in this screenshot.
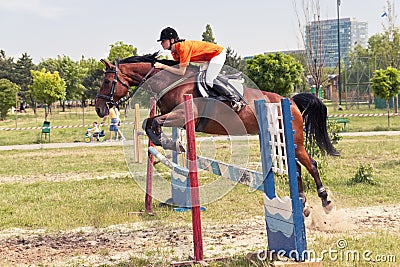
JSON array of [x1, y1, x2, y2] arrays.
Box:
[[155, 72, 197, 102], [116, 65, 155, 106]]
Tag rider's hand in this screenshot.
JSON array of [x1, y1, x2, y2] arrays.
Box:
[[154, 62, 164, 69]]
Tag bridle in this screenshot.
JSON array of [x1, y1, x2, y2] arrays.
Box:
[[96, 60, 129, 106], [96, 60, 154, 107]]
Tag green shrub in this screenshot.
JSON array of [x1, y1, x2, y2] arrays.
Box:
[[327, 120, 343, 143], [348, 163, 379, 185]]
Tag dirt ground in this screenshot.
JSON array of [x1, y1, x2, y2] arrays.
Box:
[[1, 174, 400, 266]]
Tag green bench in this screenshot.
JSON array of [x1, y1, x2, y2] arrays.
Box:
[[328, 117, 349, 131]]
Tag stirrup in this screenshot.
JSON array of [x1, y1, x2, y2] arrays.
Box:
[[231, 101, 244, 112]]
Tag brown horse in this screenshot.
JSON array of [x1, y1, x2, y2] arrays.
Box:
[[95, 53, 338, 211]]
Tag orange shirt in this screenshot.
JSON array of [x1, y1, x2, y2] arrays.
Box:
[[172, 40, 223, 66]]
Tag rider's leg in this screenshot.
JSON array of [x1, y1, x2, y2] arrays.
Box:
[[206, 49, 243, 111], [205, 49, 225, 88]]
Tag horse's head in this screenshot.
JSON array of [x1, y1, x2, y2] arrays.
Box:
[[96, 53, 166, 117], [95, 59, 131, 118], [95, 53, 185, 117]]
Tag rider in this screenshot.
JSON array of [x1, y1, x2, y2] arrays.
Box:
[[154, 26, 244, 112]]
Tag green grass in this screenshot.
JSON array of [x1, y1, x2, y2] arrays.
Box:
[[1, 103, 400, 146], [0, 146, 129, 176], [309, 232, 400, 267], [1, 106, 400, 266], [115, 255, 261, 267], [324, 135, 400, 207], [1, 136, 400, 227], [326, 101, 400, 132], [336, 115, 400, 132], [0, 177, 145, 230], [0, 106, 129, 145]]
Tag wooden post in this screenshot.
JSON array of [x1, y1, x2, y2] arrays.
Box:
[[144, 98, 156, 213], [183, 94, 204, 263], [134, 103, 143, 163]]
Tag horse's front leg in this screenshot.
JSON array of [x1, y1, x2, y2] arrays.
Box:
[[142, 111, 186, 152], [142, 116, 162, 146]]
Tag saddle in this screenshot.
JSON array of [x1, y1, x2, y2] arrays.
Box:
[[196, 71, 248, 111]]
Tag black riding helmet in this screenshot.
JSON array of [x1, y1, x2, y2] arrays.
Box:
[[157, 27, 179, 42]]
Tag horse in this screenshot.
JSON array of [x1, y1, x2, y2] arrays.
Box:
[[95, 53, 338, 212]]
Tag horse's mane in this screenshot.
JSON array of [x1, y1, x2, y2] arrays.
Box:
[[119, 52, 178, 66]]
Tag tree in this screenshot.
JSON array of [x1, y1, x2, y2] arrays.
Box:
[[29, 69, 66, 119], [0, 50, 15, 82], [107, 41, 138, 62], [371, 67, 400, 127], [39, 56, 85, 111], [246, 53, 304, 96], [368, 30, 400, 112], [0, 79, 19, 120], [58, 56, 85, 104], [343, 45, 374, 106], [368, 30, 400, 70], [224, 47, 246, 73], [202, 24, 216, 44], [14, 53, 36, 111], [80, 57, 104, 104], [368, 0, 400, 112], [293, 0, 330, 97]]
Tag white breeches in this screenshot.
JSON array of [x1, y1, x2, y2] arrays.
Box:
[[205, 48, 226, 87]]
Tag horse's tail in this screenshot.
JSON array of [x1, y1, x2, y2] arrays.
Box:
[[292, 92, 339, 156]]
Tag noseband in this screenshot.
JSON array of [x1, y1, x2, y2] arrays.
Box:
[[96, 61, 155, 106]]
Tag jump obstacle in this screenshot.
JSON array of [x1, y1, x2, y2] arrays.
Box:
[[143, 94, 314, 265], [133, 103, 145, 163]]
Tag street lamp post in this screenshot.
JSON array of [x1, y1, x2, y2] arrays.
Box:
[[337, 0, 342, 106]]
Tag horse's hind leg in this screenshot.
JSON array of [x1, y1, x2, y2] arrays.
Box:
[[296, 162, 306, 204], [296, 146, 332, 210], [296, 162, 311, 217]]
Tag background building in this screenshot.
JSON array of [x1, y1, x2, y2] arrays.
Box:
[[306, 18, 368, 68]]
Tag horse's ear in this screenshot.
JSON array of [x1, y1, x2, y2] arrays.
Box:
[[153, 51, 160, 58], [151, 51, 160, 65], [100, 59, 112, 70]]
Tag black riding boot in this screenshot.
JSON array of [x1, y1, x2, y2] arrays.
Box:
[[212, 79, 244, 112]]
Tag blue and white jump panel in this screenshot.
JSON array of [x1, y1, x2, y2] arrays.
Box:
[[169, 126, 266, 208], [255, 98, 307, 262], [167, 98, 307, 261], [170, 127, 192, 208], [196, 156, 264, 190], [169, 137, 265, 207]]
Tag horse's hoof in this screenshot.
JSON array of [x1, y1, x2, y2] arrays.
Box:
[[303, 206, 311, 217], [177, 142, 185, 153], [322, 200, 334, 214], [161, 138, 186, 153], [321, 199, 331, 207]]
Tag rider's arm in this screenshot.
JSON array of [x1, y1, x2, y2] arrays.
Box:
[[154, 62, 187, 76]]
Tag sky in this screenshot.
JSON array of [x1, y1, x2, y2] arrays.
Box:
[[0, 0, 396, 63]]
